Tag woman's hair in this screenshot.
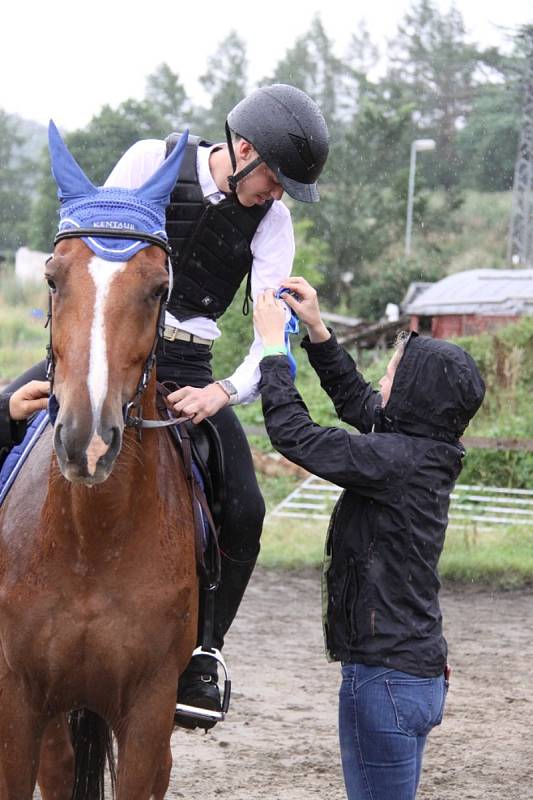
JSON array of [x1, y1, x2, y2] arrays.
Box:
[[393, 330, 410, 356]]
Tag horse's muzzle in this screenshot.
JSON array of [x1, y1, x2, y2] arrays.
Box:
[[54, 422, 122, 486]]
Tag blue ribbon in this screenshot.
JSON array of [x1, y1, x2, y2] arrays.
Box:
[[275, 288, 300, 379]]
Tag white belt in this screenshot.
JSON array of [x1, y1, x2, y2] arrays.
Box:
[[163, 325, 212, 347]]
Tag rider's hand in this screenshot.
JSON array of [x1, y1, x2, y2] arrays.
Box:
[[253, 290, 286, 347], [165, 383, 230, 424], [278, 277, 330, 343], [8, 381, 49, 421]]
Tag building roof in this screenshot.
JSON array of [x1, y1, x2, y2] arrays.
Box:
[[404, 268, 533, 316]]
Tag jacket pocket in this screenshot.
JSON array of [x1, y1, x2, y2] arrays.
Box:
[[341, 558, 358, 648]]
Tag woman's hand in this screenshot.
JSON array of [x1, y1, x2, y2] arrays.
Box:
[[278, 277, 330, 343], [254, 290, 287, 347], [8, 380, 49, 421]]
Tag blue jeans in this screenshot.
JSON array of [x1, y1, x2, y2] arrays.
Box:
[[338, 663, 448, 800]]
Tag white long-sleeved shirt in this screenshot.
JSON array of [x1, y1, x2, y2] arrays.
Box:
[[105, 139, 295, 404]]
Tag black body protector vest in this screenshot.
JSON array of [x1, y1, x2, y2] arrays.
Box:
[[164, 133, 273, 321]]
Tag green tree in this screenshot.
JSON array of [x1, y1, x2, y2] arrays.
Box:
[[296, 87, 419, 305], [387, 0, 498, 188], [455, 40, 526, 191], [0, 111, 35, 251], [66, 100, 170, 185], [291, 218, 329, 288], [197, 31, 249, 140], [264, 16, 354, 125], [28, 159, 58, 253], [350, 254, 444, 320], [456, 86, 519, 191], [145, 63, 191, 131]]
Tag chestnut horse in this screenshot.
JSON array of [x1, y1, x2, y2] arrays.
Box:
[[0, 124, 198, 799]]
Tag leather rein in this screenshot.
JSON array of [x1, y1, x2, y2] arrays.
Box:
[[46, 228, 190, 435]]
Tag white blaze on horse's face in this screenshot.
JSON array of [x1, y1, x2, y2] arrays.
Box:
[[85, 256, 127, 476]]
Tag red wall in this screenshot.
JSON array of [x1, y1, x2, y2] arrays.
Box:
[[410, 314, 520, 338]]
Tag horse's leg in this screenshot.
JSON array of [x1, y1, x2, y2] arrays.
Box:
[[115, 673, 176, 800], [37, 714, 75, 800], [149, 744, 173, 800], [0, 676, 42, 798]]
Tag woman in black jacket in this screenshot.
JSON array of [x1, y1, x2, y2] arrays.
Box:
[[254, 278, 485, 800]]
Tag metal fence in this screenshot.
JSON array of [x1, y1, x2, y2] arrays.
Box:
[[269, 475, 533, 531]]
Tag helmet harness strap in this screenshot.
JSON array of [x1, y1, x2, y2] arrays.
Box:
[[225, 121, 264, 193]]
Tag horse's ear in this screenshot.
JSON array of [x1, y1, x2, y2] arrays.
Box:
[[48, 120, 96, 202], [135, 129, 189, 208]]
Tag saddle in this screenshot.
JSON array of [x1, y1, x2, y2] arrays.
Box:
[[156, 383, 225, 586], [182, 418, 225, 534]]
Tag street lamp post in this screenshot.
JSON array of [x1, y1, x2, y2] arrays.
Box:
[[405, 138, 436, 257]]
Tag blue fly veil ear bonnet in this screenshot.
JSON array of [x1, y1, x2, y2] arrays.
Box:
[[46, 122, 189, 428], [48, 120, 188, 263]]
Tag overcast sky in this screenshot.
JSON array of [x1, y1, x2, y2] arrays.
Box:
[[3, 0, 531, 131]]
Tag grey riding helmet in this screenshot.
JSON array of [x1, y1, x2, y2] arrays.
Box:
[[225, 84, 329, 203]]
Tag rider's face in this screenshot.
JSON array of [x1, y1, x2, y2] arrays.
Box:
[[379, 349, 402, 408], [234, 141, 284, 207]]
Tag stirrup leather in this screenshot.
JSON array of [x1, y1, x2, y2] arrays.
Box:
[[174, 647, 232, 725]]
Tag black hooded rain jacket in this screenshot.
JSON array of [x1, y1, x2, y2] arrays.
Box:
[[259, 331, 485, 677]]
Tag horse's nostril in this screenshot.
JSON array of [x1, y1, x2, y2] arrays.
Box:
[[54, 423, 67, 460], [110, 426, 121, 453]]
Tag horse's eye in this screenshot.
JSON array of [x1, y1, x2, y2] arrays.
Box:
[[152, 284, 168, 300], [46, 278, 57, 293]]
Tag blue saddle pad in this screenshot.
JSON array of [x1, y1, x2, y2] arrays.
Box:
[[0, 411, 50, 508]]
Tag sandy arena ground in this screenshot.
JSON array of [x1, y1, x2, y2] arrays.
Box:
[[167, 567, 533, 800]]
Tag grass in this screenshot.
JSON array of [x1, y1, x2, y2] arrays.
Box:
[[439, 526, 533, 589], [0, 307, 48, 382], [260, 516, 327, 570], [0, 265, 48, 383]]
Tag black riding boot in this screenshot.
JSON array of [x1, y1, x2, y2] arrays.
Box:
[[211, 551, 258, 650], [175, 552, 258, 731]]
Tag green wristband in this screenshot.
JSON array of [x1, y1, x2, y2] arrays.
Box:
[[262, 344, 288, 358]]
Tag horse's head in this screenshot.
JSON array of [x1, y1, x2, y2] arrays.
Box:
[[46, 122, 187, 486]]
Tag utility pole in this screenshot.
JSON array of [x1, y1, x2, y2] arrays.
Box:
[[507, 25, 533, 268]]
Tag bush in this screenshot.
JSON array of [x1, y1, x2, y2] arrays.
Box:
[[460, 448, 532, 490]]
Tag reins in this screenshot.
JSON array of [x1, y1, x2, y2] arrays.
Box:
[[46, 228, 190, 435]]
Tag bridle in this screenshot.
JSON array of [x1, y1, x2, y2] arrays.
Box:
[[46, 227, 190, 436]]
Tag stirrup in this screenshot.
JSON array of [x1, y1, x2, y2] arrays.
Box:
[[174, 646, 232, 725]]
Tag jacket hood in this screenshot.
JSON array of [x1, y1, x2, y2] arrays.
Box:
[[381, 333, 485, 442]]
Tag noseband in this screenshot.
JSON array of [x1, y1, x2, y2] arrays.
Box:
[[46, 228, 189, 435]]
